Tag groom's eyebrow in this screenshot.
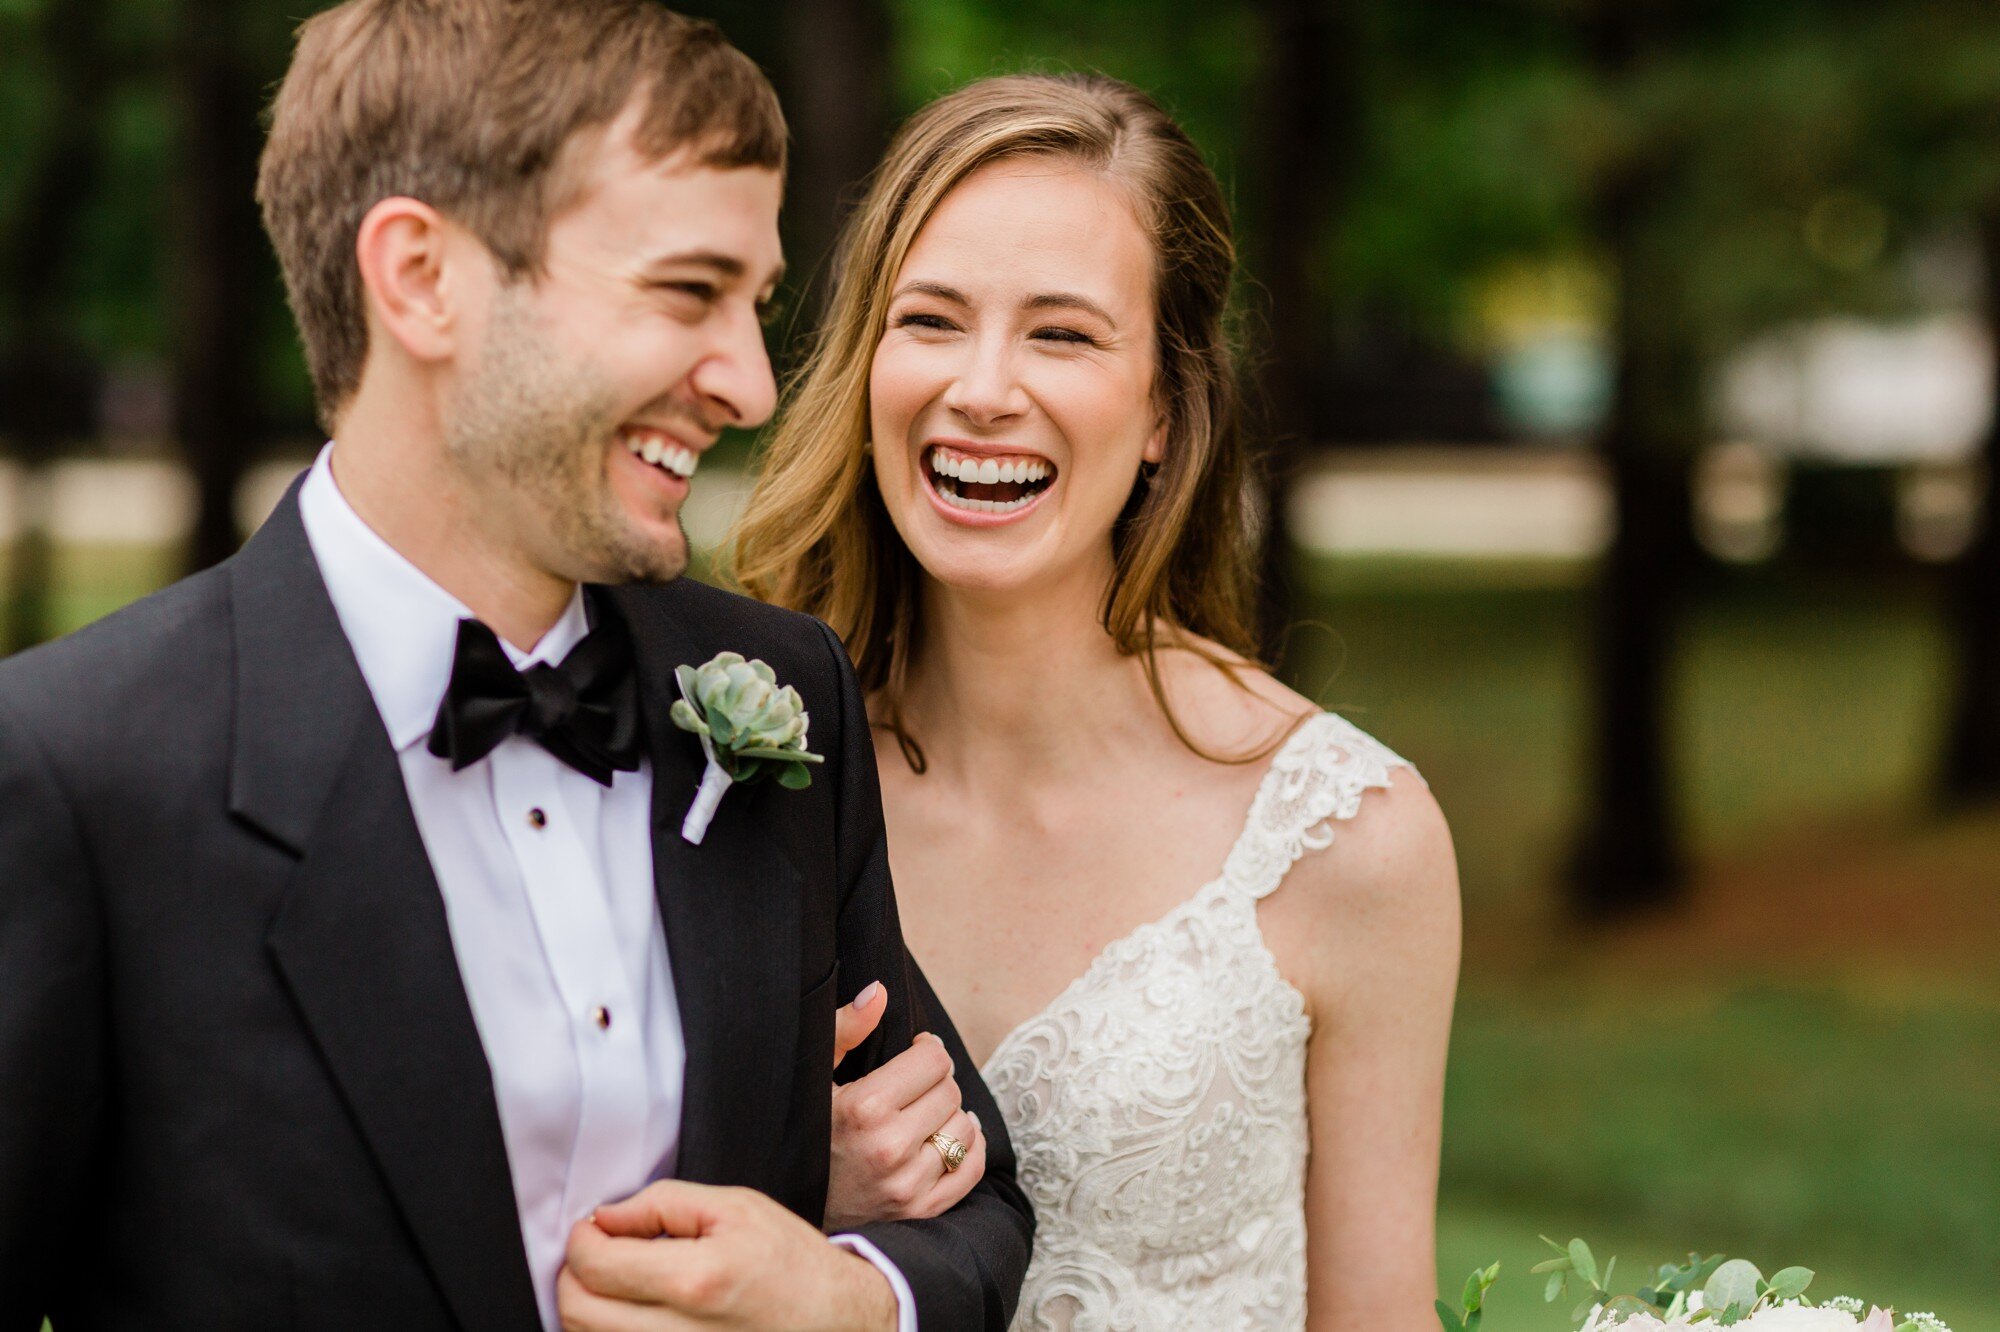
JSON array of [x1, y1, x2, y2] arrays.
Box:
[[639, 250, 786, 290]]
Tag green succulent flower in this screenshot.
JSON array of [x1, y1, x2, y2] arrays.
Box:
[[670, 651, 824, 791]]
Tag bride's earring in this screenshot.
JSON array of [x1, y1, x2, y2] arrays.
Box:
[[861, 438, 874, 454]]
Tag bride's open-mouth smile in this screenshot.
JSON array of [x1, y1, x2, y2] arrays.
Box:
[[921, 441, 1058, 526]]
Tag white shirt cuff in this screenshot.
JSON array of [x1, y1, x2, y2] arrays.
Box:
[[829, 1232, 919, 1332]]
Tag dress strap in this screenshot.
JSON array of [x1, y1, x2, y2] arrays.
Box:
[[1219, 713, 1419, 902]]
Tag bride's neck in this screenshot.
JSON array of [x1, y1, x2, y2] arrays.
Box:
[[900, 568, 1163, 784]]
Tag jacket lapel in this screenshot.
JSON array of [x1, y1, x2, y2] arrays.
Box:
[[230, 486, 542, 1331], [606, 585, 804, 1186]]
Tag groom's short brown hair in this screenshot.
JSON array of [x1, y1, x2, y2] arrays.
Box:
[[257, 0, 786, 429]]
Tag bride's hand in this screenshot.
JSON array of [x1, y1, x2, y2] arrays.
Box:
[[823, 981, 988, 1231]]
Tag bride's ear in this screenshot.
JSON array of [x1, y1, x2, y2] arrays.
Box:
[[355, 196, 461, 364], [1142, 413, 1168, 466]]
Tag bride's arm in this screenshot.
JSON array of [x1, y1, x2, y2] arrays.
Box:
[[1290, 769, 1462, 1332]]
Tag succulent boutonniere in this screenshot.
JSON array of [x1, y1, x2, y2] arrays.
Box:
[[671, 652, 824, 844]]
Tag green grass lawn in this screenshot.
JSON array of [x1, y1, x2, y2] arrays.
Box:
[[1437, 978, 1999, 1331], [9, 547, 1995, 1328]]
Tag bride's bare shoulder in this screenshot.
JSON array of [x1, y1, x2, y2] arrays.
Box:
[[1257, 730, 1458, 1015], [1154, 633, 1460, 992]]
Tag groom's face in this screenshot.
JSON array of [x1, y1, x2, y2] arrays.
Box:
[[443, 103, 784, 586]]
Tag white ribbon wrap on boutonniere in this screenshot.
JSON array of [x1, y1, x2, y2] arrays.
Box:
[[670, 652, 824, 845]]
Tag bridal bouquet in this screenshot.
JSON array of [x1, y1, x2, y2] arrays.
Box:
[[1438, 1239, 1953, 1332]]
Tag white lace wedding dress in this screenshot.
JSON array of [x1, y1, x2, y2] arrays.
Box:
[[981, 712, 1416, 1331]]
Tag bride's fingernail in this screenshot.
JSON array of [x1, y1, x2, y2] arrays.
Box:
[[853, 981, 883, 1008]]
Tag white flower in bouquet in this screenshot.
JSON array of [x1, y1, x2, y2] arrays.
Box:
[[1441, 1239, 1943, 1332], [1585, 1303, 1898, 1332], [1748, 1304, 1894, 1331]]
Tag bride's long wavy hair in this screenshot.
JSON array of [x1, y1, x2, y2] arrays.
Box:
[[730, 72, 1267, 770]]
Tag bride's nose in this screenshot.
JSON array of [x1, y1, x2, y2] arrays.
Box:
[[940, 336, 1029, 428]]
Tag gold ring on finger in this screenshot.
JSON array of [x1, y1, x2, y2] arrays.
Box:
[[927, 1130, 968, 1173]]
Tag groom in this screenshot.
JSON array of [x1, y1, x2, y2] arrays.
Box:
[[0, 3, 1029, 1330]]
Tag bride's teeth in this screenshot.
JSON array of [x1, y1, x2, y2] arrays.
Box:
[[927, 448, 1057, 512], [642, 439, 665, 465]]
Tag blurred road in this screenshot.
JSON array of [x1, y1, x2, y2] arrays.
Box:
[[0, 448, 1614, 559]]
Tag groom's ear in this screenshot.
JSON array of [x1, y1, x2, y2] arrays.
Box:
[[355, 196, 463, 365]]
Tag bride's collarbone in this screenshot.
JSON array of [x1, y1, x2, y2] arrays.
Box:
[[883, 757, 1282, 1059], [889, 763, 1256, 890]]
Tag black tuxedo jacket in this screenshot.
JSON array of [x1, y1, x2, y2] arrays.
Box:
[[0, 487, 1031, 1330]]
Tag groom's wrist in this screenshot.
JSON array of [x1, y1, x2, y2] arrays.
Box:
[[829, 1245, 901, 1332]]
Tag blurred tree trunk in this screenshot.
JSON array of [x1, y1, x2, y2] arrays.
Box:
[[1941, 206, 2000, 804], [778, 0, 892, 358], [1248, 0, 1360, 675], [2, 0, 112, 653], [173, 0, 269, 573], [1569, 2, 1695, 918]]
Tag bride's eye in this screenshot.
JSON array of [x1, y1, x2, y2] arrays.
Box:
[[893, 311, 957, 332], [1032, 325, 1097, 346]]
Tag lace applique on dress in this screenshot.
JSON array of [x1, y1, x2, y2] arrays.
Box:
[[982, 713, 1415, 1331]]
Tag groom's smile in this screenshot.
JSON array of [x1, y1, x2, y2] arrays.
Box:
[[467, 93, 785, 588]]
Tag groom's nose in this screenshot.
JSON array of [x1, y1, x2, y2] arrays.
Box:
[[690, 302, 778, 430]]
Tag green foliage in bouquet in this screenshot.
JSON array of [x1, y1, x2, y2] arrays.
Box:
[[1440, 1238, 1951, 1332], [1437, 1261, 1502, 1332], [670, 652, 824, 790]]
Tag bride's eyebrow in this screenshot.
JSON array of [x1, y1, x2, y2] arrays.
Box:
[[1023, 291, 1117, 328], [891, 280, 968, 305]]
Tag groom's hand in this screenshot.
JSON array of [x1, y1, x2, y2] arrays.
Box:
[[558, 1181, 897, 1332]]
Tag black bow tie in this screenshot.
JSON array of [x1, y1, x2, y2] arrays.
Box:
[[426, 606, 644, 786]]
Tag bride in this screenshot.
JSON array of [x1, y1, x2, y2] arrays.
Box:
[[733, 72, 1461, 1331]]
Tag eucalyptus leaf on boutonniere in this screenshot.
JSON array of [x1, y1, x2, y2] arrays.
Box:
[[670, 651, 823, 844]]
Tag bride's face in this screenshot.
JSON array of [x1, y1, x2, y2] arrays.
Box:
[[868, 157, 1165, 599]]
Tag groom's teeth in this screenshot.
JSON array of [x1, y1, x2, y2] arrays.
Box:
[[622, 431, 700, 481]]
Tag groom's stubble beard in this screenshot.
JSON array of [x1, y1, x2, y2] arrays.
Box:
[[442, 280, 689, 588]]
